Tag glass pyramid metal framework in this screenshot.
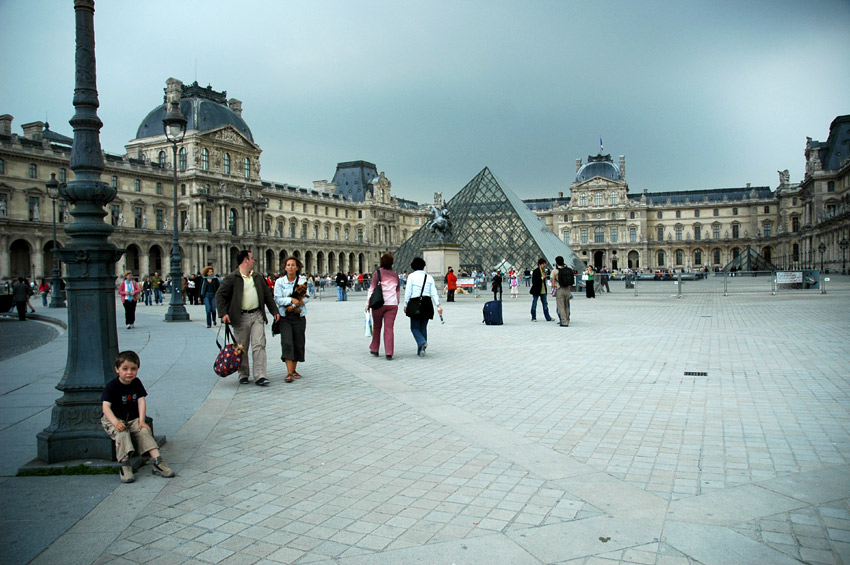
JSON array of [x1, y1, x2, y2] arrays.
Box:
[[395, 167, 583, 274], [721, 245, 778, 272]]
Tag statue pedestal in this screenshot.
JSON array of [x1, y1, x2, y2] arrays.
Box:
[[422, 243, 461, 291]]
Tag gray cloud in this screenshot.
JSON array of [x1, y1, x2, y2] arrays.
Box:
[[2, 0, 848, 203]]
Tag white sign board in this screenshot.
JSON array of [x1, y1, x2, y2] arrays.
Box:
[[776, 271, 803, 284]]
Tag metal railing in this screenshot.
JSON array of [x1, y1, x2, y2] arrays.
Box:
[[624, 270, 832, 297]]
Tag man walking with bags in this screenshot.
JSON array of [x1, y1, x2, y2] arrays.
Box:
[[216, 250, 280, 386], [552, 256, 575, 327]]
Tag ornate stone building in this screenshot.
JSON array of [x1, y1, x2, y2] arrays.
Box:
[[0, 78, 427, 281], [526, 116, 849, 274]]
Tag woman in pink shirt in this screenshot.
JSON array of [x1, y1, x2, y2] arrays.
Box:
[[365, 253, 401, 360]]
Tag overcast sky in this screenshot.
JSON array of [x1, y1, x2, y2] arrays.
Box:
[[2, 0, 848, 204]]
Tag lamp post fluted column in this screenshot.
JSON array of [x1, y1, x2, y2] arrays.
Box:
[[36, 0, 122, 464], [45, 173, 67, 308], [818, 241, 826, 272], [840, 238, 848, 275], [163, 101, 189, 322]]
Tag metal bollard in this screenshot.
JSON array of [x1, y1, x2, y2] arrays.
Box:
[[676, 272, 682, 299], [724, 273, 728, 296]]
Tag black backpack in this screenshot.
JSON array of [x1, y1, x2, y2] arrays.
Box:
[[557, 266, 575, 288]]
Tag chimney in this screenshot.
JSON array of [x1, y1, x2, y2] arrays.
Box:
[[229, 98, 243, 117], [164, 77, 183, 105], [576, 159, 582, 173], [0, 114, 12, 136], [619, 155, 626, 181], [746, 182, 751, 188], [21, 121, 44, 141], [558, 191, 563, 198]]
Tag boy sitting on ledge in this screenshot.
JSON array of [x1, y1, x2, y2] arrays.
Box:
[[101, 350, 175, 483]]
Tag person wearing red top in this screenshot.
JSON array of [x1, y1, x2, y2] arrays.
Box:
[[445, 267, 457, 302]]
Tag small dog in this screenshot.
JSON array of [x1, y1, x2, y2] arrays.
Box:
[[291, 284, 309, 314]]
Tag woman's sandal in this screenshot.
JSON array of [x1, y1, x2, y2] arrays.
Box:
[[285, 373, 294, 383], [293, 371, 302, 379]]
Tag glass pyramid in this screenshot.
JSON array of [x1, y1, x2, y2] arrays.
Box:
[[394, 167, 583, 274], [721, 245, 778, 272]]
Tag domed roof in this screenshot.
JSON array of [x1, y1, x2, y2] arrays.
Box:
[[134, 82, 254, 142], [576, 154, 621, 183]]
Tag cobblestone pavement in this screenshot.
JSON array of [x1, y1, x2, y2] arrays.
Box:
[[7, 279, 850, 564]]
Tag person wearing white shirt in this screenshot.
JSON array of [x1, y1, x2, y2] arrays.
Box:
[[403, 257, 443, 357]]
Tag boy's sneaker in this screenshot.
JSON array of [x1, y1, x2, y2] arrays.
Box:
[[119, 465, 135, 483], [151, 456, 175, 478]]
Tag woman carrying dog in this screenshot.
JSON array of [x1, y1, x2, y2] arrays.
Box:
[[273, 256, 309, 383]]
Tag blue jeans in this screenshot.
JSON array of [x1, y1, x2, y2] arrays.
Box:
[[410, 318, 429, 348], [154, 288, 162, 304], [204, 293, 217, 326], [144, 289, 152, 305], [530, 294, 552, 321], [337, 286, 344, 301]]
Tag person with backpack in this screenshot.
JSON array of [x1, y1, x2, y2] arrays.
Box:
[[552, 256, 575, 327]]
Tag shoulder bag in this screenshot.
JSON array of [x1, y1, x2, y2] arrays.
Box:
[[368, 269, 384, 310], [214, 323, 245, 377], [405, 273, 434, 320]]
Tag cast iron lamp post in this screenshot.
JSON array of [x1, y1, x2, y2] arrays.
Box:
[[36, 0, 123, 464], [840, 238, 848, 275], [163, 101, 190, 322], [45, 173, 67, 308], [818, 241, 826, 272]]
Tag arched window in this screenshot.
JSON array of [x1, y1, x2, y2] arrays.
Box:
[[243, 157, 250, 179], [228, 209, 238, 236], [201, 148, 209, 171], [224, 153, 231, 174], [158, 151, 166, 167], [657, 250, 665, 266], [178, 147, 187, 171], [594, 226, 604, 243]]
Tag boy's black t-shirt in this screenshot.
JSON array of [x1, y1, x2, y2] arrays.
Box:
[[101, 377, 147, 421]]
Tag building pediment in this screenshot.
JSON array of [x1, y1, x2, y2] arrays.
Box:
[[202, 125, 259, 151], [573, 176, 623, 190]]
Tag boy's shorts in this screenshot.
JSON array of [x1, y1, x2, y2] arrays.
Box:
[[101, 416, 159, 462]]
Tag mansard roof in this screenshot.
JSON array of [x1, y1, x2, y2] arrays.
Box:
[[576, 154, 621, 183], [813, 114, 850, 172], [134, 82, 254, 142], [629, 186, 775, 205]]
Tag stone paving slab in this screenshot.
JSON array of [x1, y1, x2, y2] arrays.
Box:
[[1, 280, 849, 564]]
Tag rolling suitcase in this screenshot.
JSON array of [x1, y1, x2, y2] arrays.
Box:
[[482, 300, 503, 325]]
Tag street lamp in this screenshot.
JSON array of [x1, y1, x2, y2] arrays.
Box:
[[163, 101, 189, 322], [45, 173, 66, 308], [840, 238, 848, 275], [818, 241, 826, 272]]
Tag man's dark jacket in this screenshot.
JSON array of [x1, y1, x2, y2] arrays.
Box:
[[215, 270, 279, 327]]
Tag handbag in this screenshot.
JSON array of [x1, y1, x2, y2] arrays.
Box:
[[214, 323, 245, 377], [405, 273, 434, 320], [368, 269, 384, 310]]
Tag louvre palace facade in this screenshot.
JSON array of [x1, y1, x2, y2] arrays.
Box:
[[1, 75, 847, 282], [526, 114, 849, 274], [0, 78, 428, 281]]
